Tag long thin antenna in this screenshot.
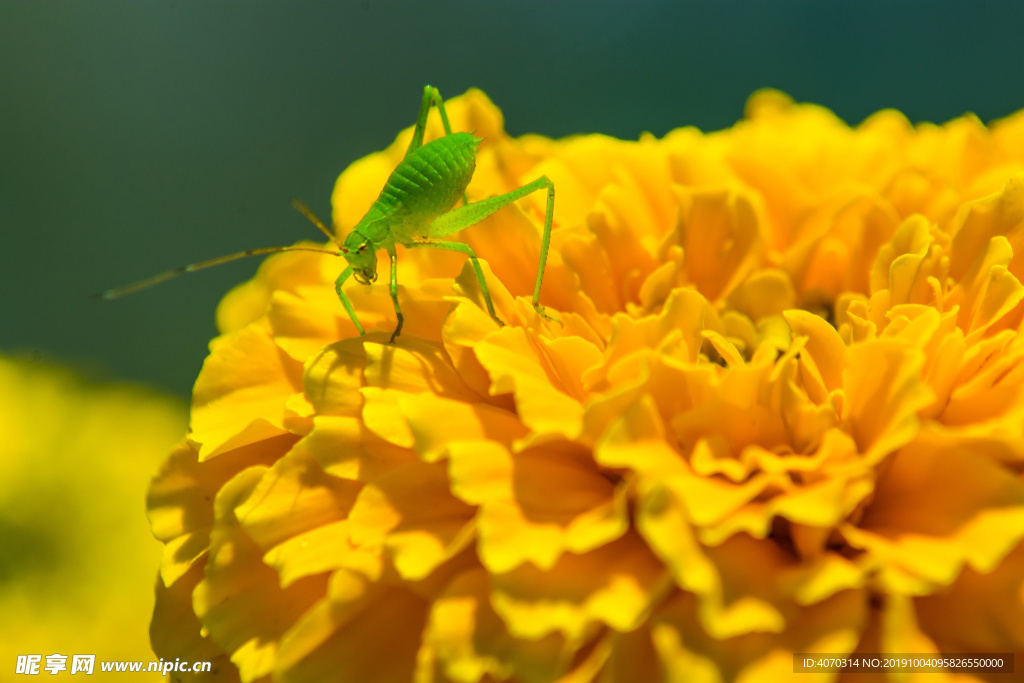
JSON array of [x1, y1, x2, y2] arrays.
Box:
[[291, 198, 340, 246], [95, 245, 339, 300], [96, 198, 344, 300]]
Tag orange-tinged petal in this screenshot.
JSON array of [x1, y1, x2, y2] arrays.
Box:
[[636, 483, 717, 603], [783, 309, 846, 393], [151, 559, 241, 683], [394, 391, 529, 462], [301, 338, 367, 417], [594, 393, 684, 476], [949, 173, 1024, 283], [651, 587, 865, 683], [671, 370, 790, 458], [423, 568, 570, 683], [348, 461, 476, 581], [701, 330, 745, 368], [449, 440, 627, 573], [233, 445, 360, 554], [841, 340, 934, 462], [215, 249, 340, 336], [266, 287, 359, 362], [844, 441, 1024, 589], [490, 531, 668, 641], [672, 186, 762, 304], [296, 414, 416, 482], [665, 462, 777, 531], [194, 468, 329, 682], [148, 437, 291, 586], [781, 554, 870, 606], [443, 259, 521, 348], [275, 572, 428, 683], [473, 326, 586, 440], [916, 542, 1024, 654], [365, 338, 480, 397], [263, 520, 357, 588], [586, 288, 710, 393]]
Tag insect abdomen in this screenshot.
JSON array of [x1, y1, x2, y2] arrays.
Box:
[[377, 132, 480, 229]]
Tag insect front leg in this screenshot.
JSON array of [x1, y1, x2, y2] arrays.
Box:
[[404, 240, 505, 329], [386, 244, 404, 344], [334, 266, 366, 336]]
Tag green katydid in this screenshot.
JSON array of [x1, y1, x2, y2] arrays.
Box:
[[100, 85, 561, 343]]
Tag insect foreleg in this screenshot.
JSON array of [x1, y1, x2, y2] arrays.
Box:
[[386, 244, 404, 344], [335, 266, 366, 336], [427, 176, 561, 325], [405, 240, 504, 328]]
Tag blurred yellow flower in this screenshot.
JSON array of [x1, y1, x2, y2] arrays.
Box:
[[0, 355, 185, 680], [149, 89, 1024, 682]]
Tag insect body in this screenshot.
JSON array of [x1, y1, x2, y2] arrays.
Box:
[[101, 86, 560, 343]]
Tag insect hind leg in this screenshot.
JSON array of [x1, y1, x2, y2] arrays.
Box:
[[405, 85, 469, 206], [427, 176, 561, 326], [405, 86, 457, 156], [404, 240, 505, 328]]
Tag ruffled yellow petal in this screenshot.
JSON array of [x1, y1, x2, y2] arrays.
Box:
[[841, 340, 934, 462], [275, 571, 428, 683], [449, 440, 627, 573], [296, 414, 417, 482], [843, 440, 1024, 592], [423, 568, 569, 683], [193, 468, 329, 681], [490, 530, 667, 641], [216, 249, 339, 336], [151, 559, 240, 683], [191, 322, 304, 460], [148, 438, 292, 586], [651, 588, 864, 683], [472, 327, 587, 440], [916, 542, 1024, 653], [348, 461, 475, 581]]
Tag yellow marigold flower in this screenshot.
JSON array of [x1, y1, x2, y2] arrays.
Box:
[[149, 89, 1024, 682], [0, 355, 185, 676]]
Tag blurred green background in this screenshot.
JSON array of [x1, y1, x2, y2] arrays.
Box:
[[4, 0, 1024, 400]]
